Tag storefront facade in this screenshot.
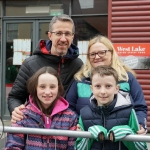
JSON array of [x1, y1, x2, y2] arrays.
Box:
[[0, 0, 108, 119], [0, 0, 150, 130], [108, 0, 150, 131]]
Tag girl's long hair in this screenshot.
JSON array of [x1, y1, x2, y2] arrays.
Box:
[[27, 66, 64, 116]]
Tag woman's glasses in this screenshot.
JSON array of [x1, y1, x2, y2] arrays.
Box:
[[88, 50, 111, 59]]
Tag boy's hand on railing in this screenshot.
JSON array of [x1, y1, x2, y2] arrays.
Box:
[[88, 125, 107, 141], [107, 125, 133, 142]]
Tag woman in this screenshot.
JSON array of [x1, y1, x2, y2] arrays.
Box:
[[5, 66, 78, 150], [66, 35, 147, 134]]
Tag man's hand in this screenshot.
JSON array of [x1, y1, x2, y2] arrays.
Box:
[[11, 105, 25, 123], [137, 124, 146, 135]]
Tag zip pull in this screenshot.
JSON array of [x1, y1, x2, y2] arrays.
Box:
[[58, 63, 60, 75], [47, 137, 49, 150], [45, 116, 50, 129], [61, 58, 64, 68], [46, 116, 49, 124]]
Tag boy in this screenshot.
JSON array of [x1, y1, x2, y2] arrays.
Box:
[[75, 66, 147, 150]]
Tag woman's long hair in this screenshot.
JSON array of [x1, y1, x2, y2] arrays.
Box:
[[75, 35, 135, 81]]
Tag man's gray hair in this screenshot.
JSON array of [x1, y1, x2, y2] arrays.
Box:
[[49, 14, 75, 33]]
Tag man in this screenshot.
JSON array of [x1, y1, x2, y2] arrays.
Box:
[[8, 14, 83, 122]]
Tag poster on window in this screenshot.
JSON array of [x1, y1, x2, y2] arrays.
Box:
[[113, 43, 150, 69], [13, 39, 31, 65], [77, 41, 89, 63]]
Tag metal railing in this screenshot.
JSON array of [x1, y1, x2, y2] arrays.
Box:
[[2, 126, 150, 142], [1, 126, 150, 150]]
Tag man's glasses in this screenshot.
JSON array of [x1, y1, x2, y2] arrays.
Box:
[[51, 31, 74, 37], [88, 50, 111, 59]]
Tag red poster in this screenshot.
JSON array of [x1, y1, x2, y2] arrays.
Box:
[[113, 43, 150, 56]]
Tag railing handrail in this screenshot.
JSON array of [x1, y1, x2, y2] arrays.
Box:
[[2, 126, 150, 143]]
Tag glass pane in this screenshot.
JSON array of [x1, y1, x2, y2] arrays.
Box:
[[7, 24, 18, 41], [73, 17, 108, 45], [5, 23, 33, 115], [72, 0, 108, 14], [39, 22, 50, 40], [0, 1, 1, 16], [5, 0, 70, 16]]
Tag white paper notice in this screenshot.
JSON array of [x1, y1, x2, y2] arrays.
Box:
[[13, 39, 31, 65], [13, 52, 22, 65], [77, 41, 89, 63]]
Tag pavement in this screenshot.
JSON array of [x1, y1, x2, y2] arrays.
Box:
[[148, 142, 150, 150], [0, 120, 11, 149], [1, 120, 150, 149], [0, 137, 5, 150]]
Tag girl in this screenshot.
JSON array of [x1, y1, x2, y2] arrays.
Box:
[[5, 66, 78, 150]]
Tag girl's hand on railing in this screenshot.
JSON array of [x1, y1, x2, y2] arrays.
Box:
[[76, 124, 81, 131]]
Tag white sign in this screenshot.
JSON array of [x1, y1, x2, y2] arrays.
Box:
[[77, 41, 89, 63], [13, 39, 31, 65], [123, 55, 139, 69], [79, 0, 94, 9]]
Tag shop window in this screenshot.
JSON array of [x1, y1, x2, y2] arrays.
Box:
[[5, 0, 70, 16], [73, 17, 108, 45], [7, 24, 18, 41], [72, 0, 108, 14], [0, 1, 1, 16]]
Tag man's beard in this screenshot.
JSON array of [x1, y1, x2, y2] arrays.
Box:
[[56, 48, 67, 56]]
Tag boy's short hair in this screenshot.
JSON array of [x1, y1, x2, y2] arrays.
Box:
[[91, 65, 118, 84]]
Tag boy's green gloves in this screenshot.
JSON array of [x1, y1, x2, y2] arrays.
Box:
[[107, 125, 133, 142], [88, 125, 107, 141], [107, 125, 148, 150]]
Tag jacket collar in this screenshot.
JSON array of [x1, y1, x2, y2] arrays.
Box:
[[33, 39, 79, 60], [89, 95, 117, 116], [24, 96, 69, 121], [89, 93, 132, 116]]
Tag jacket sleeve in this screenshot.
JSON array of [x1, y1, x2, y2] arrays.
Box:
[[5, 121, 26, 149], [75, 116, 94, 150], [128, 72, 148, 129], [126, 109, 148, 150], [7, 59, 32, 115], [108, 124, 148, 150], [67, 112, 78, 150], [108, 109, 148, 150], [65, 80, 78, 113]]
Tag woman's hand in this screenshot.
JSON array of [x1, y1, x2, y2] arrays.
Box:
[[137, 125, 146, 135], [11, 104, 25, 123]]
